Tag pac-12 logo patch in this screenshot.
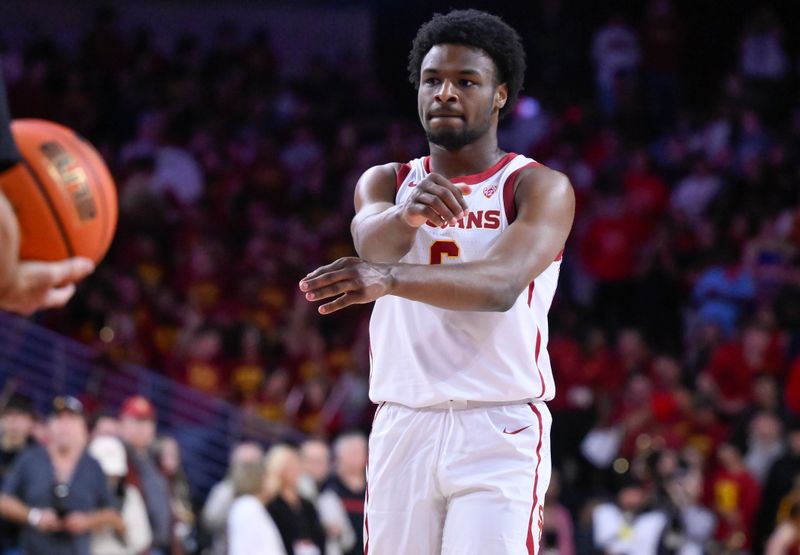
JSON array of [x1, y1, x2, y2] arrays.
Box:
[[483, 184, 497, 198]]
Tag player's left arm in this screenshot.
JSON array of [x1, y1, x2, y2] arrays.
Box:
[[300, 165, 575, 313]]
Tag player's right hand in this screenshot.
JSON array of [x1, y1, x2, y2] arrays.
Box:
[[400, 172, 470, 228], [0, 257, 94, 316]]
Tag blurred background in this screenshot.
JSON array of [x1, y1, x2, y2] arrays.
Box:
[[1, 0, 799, 553]]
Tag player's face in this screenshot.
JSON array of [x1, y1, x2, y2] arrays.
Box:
[[418, 44, 507, 151]]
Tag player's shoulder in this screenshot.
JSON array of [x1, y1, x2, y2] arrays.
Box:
[[357, 159, 424, 196], [515, 161, 574, 200], [358, 162, 402, 187]]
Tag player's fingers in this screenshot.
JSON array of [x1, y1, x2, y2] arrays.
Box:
[[301, 258, 356, 284], [430, 185, 467, 219], [416, 183, 465, 219], [406, 204, 446, 227], [414, 193, 457, 225], [426, 174, 470, 211], [318, 292, 364, 315], [301, 268, 355, 294], [454, 183, 472, 206], [41, 284, 77, 309], [304, 277, 358, 302], [43, 257, 95, 287]]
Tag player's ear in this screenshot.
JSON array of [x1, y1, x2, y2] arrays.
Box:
[[494, 84, 508, 111]]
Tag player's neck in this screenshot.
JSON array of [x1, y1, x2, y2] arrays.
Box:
[[427, 135, 505, 180]]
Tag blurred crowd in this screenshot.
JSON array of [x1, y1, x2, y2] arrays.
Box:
[[0, 393, 367, 555], [1, 0, 800, 553]]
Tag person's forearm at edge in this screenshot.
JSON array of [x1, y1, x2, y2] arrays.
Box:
[[0, 192, 20, 297]]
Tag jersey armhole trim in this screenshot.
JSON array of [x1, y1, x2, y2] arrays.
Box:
[[396, 163, 412, 191], [502, 161, 542, 224]]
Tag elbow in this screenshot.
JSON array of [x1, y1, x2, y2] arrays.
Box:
[[490, 287, 520, 312], [491, 275, 535, 312]]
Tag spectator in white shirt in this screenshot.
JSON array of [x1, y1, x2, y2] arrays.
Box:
[[89, 436, 152, 555], [203, 442, 264, 555], [227, 458, 286, 555], [670, 157, 722, 225]]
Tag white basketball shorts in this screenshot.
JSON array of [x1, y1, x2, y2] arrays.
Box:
[[364, 400, 552, 555]]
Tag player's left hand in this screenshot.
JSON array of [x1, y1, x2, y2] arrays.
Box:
[[300, 257, 392, 314]]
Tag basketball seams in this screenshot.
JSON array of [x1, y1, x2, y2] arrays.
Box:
[[19, 158, 75, 257]]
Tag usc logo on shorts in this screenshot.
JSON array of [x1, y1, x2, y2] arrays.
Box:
[[537, 505, 544, 544]]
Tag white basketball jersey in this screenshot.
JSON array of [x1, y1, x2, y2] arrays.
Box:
[[368, 153, 562, 407]]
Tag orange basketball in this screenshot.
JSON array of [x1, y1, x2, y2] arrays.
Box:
[[0, 119, 118, 264]]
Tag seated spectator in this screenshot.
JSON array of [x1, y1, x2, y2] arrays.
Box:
[[265, 445, 326, 555], [765, 488, 800, 555], [699, 322, 781, 415], [318, 433, 366, 555], [0, 393, 35, 555], [118, 396, 172, 555], [670, 157, 723, 225], [298, 439, 331, 504], [91, 413, 120, 439], [542, 471, 575, 555], [228, 459, 286, 555], [154, 436, 195, 554], [755, 422, 800, 553], [592, 477, 665, 554], [202, 442, 264, 555], [744, 412, 785, 483], [88, 435, 152, 555], [705, 443, 761, 552], [649, 449, 716, 555], [728, 374, 786, 450], [691, 250, 755, 340], [0, 396, 124, 555]]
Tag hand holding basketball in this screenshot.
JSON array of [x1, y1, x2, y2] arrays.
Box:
[[0, 119, 115, 314], [400, 173, 470, 229], [0, 256, 95, 316]]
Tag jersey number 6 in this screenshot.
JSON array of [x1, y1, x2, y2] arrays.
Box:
[[429, 240, 460, 265]]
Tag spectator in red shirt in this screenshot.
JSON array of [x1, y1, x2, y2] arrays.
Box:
[[705, 443, 761, 551], [700, 322, 787, 416], [581, 195, 642, 332], [622, 149, 670, 239]]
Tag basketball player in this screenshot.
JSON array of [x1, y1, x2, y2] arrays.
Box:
[[300, 9, 574, 555], [0, 70, 94, 315]]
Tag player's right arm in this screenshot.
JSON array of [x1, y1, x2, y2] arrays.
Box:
[[351, 164, 468, 263]]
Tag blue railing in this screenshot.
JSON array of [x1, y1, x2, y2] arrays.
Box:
[[0, 311, 304, 501]]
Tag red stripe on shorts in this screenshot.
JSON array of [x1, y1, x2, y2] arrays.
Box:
[[364, 402, 385, 554], [526, 403, 544, 555]]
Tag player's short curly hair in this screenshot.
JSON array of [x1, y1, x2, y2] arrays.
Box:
[[408, 9, 526, 119]]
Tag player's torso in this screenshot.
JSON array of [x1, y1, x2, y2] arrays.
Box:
[[396, 153, 518, 266], [369, 153, 562, 407]]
